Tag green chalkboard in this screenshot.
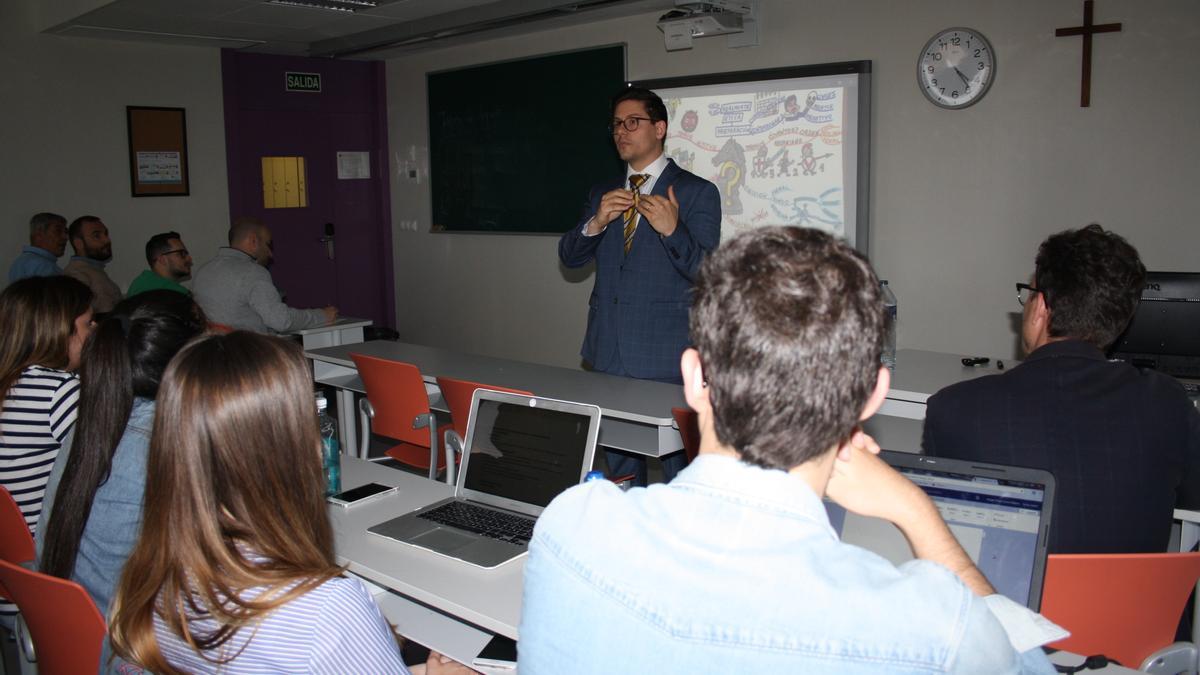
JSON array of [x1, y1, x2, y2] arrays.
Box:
[[428, 45, 626, 234]]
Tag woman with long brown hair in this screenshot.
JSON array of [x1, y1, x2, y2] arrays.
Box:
[[109, 332, 467, 674]]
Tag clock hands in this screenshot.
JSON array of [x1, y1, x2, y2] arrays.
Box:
[[953, 66, 971, 87]]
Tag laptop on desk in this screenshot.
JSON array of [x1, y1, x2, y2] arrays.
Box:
[[825, 451, 1056, 610], [368, 389, 601, 569]]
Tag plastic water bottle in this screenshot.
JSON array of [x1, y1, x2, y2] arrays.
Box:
[[880, 280, 898, 370], [316, 393, 341, 496]]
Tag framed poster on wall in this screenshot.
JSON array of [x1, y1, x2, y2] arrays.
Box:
[[127, 106, 190, 197]]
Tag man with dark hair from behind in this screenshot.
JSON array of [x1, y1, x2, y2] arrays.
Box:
[[191, 217, 336, 333], [128, 232, 193, 297], [63, 215, 122, 314], [925, 224, 1200, 554], [8, 212, 68, 282], [558, 86, 720, 486], [521, 227, 1060, 673]]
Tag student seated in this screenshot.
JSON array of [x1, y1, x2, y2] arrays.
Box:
[[37, 291, 206, 672], [108, 332, 467, 674], [519, 227, 1059, 673], [127, 231, 193, 297], [0, 275, 93, 627], [923, 224, 1200, 554]]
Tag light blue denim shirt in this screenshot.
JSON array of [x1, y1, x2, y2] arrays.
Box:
[[8, 245, 62, 282], [519, 454, 1055, 674]]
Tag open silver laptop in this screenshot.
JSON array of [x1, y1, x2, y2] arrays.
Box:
[[825, 451, 1056, 610], [368, 389, 601, 568]]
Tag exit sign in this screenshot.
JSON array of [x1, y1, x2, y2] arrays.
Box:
[[285, 72, 321, 93]]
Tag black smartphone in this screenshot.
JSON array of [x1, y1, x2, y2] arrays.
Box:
[[473, 635, 517, 670], [326, 482, 397, 507]]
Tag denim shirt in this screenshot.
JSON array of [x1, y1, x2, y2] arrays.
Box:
[[519, 454, 1055, 674]]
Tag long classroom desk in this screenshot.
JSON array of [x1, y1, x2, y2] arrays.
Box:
[[333, 458, 1137, 673], [306, 340, 687, 459]]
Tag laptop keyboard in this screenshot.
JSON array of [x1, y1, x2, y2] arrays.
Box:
[[418, 501, 535, 545]]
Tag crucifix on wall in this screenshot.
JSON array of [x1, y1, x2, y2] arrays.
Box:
[[1055, 0, 1122, 107]]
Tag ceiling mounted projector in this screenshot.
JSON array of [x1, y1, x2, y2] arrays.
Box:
[[657, 1, 754, 51]]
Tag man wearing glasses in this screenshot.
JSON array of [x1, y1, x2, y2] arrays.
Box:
[[127, 231, 194, 297], [558, 86, 720, 486], [923, 224, 1200, 555]]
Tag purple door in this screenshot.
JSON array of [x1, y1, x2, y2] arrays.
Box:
[[222, 51, 394, 329]]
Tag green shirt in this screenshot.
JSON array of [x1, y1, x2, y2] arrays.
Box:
[[126, 269, 190, 297]]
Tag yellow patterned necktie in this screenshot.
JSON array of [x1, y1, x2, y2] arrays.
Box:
[[623, 174, 649, 255]]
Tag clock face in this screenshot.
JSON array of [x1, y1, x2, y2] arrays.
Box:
[[918, 28, 995, 109]]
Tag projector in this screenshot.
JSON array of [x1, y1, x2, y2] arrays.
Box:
[[657, 1, 750, 51]]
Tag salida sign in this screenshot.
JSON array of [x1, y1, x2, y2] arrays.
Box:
[[285, 72, 321, 93]]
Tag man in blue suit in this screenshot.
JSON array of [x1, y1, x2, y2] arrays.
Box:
[[559, 87, 721, 485]]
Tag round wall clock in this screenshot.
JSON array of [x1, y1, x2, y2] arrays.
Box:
[[917, 27, 995, 109]]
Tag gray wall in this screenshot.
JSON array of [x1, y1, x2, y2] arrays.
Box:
[[0, 2, 230, 294], [386, 0, 1200, 368]]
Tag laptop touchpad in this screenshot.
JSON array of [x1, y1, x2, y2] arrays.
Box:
[[412, 528, 475, 552]]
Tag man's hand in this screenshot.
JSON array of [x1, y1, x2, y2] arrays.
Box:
[[322, 306, 338, 324], [590, 188, 636, 234], [423, 650, 480, 675], [637, 184, 680, 237]]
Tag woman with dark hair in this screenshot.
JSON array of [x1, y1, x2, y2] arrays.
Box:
[[38, 290, 206, 622], [109, 332, 469, 674], [0, 275, 93, 626]]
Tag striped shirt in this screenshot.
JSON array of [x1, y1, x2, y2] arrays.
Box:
[[0, 364, 79, 625], [152, 576, 411, 674]]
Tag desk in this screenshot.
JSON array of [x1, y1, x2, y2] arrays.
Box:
[[333, 458, 1135, 673], [879, 349, 1012, 420], [290, 316, 372, 350], [306, 341, 686, 460]]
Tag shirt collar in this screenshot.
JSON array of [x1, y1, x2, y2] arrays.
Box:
[[625, 153, 670, 185], [217, 246, 256, 262], [671, 453, 837, 535], [22, 245, 59, 261], [70, 255, 109, 269], [1024, 339, 1106, 363]]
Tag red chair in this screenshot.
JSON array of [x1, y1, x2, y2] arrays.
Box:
[[1040, 552, 1200, 671], [0, 486, 35, 563], [434, 376, 532, 485], [671, 406, 701, 465], [0, 558, 106, 675], [352, 353, 449, 481]]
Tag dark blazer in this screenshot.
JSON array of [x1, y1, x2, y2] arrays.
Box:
[[923, 340, 1200, 554], [558, 159, 720, 381]]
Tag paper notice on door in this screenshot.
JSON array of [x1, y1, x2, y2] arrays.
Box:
[[337, 151, 370, 179], [137, 151, 183, 183]]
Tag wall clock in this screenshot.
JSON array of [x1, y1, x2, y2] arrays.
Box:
[[918, 27, 995, 109]]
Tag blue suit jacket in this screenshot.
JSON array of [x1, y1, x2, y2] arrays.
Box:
[[559, 159, 720, 381]]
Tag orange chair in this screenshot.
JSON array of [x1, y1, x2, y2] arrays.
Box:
[[0, 486, 35, 563], [1040, 552, 1200, 671], [435, 376, 532, 485], [0, 558, 105, 674], [671, 407, 701, 465], [352, 353, 448, 481]]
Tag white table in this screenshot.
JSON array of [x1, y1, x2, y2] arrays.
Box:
[[290, 316, 372, 350]]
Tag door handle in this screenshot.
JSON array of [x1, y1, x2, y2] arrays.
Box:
[[319, 222, 335, 259]]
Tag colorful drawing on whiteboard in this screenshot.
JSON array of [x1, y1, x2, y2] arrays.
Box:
[[664, 87, 845, 241]]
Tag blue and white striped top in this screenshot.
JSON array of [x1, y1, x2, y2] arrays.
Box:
[[152, 575, 411, 674]]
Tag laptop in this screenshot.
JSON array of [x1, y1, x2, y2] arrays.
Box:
[[825, 451, 1056, 610], [368, 389, 601, 568]]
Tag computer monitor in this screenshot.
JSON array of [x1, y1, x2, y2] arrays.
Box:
[[1108, 271, 1200, 380]]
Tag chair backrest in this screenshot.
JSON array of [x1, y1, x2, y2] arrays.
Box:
[[351, 353, 432, 446], [0, 558, 106, 675], [0, 486, 35, 563], [434, 376, 532, 439], [671, 407, 700, 465], [1040, 552, 1200, 667]]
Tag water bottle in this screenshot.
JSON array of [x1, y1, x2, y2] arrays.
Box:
[[316, 393, 341, 496], [880, 280, 897, 370]]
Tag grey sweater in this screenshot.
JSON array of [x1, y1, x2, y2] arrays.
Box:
[[191, 247, 326, 334]]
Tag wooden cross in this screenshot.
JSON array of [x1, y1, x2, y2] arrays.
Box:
[[1056, 0, 1122, 107]]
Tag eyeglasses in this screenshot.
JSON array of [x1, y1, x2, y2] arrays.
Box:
[[160, 248, 190, 259], [608, 116, 654, 134], [1016, 282, 1043, 307]]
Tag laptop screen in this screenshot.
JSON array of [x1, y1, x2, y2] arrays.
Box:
[[825, 452, 1054, 610], [461, 397, 595, 508]]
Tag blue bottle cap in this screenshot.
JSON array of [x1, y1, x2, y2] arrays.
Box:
[[584, 470, 605, 482]]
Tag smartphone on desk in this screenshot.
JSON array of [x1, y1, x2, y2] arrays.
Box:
[[327, 482, 397, 508], [473, 635, 517, 670]]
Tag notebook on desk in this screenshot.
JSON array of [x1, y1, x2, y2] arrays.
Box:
[[825, 451, 1056, 610], [368, 389, 601, 569]]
